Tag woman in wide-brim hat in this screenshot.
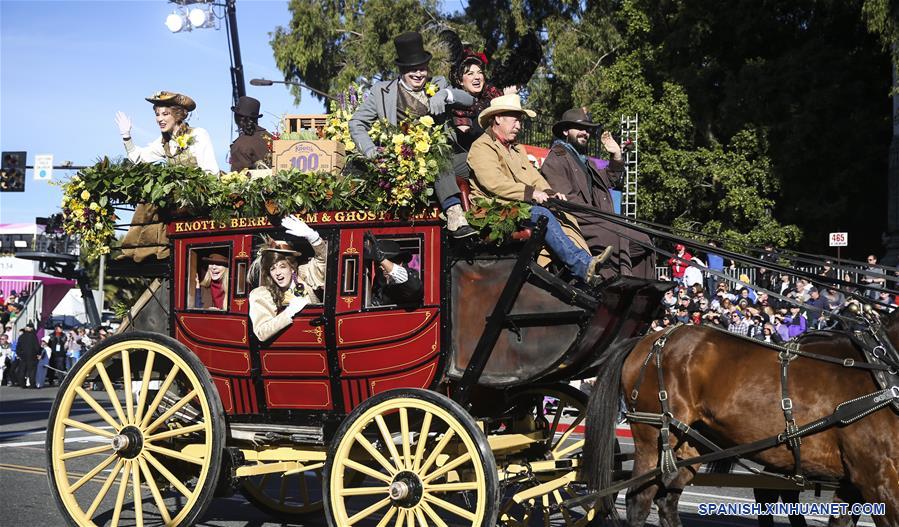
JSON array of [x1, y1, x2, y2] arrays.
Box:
[[248, 216, 327, 342], [113, 91, 220, 262], [196, 252, 230, 310]]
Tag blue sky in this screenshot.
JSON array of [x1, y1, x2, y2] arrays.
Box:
[[0, 0, 329, 224]]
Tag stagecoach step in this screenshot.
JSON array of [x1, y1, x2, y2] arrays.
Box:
[[229, 422, 325, 445]]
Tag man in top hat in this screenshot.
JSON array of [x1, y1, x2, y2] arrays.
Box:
[[229, 96, 273, 172], [467, 94, 611, 286], [540, 108, 655, 280], [349, 31, 477, 238], [364, 231, 422, 306]]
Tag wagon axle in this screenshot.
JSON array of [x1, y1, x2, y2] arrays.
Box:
[[388, 471, 424, 506], [110, 425, 144, 459]]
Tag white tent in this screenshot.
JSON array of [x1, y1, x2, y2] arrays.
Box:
[[51, 288, 90, 323]]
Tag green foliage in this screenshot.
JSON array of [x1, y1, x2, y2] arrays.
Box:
[[466, 197, 532, 243], [269, 0, 893, 255]]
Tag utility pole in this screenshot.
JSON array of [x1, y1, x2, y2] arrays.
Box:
[[225, 0, 246, 109]]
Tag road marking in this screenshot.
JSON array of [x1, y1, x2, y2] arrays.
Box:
[[0, 434, 108, 448]]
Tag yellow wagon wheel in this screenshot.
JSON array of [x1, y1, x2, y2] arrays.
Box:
[[324, 388, 499, 526], [498, 383, 617, 527], [46, 331, 225, 527]]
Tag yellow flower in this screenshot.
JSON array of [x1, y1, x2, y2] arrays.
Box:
[[414, 140, 430, 153], [424, 83, 438, 97], [80, 190, 90, 200], [344, 140, 356, 151], [392, 133, 406, 145], [175, 133, 194, 149], [419, 115, 434, 127], [89, 202, 100, 211]]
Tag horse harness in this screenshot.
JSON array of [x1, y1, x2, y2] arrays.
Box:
[[625, 324, 899, 486]]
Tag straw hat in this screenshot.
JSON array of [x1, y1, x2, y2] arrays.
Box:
[[477, 94, 536, 129]]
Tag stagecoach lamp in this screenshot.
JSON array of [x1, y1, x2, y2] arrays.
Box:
[[165, 12, 186, 33], [188, 7, 209, 28]]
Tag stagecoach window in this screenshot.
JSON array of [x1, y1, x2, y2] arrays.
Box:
[[186, 245, 231, 311], [364, 236, 423, 308], [235, 261, 248, 296]]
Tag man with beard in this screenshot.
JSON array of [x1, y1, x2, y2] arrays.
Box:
[[541, 108, 655, 279]]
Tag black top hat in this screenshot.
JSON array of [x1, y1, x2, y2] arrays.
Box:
[[552, 108, 601, 138], [394, 32, 432, 68], [25, 322, 35, 329], [232, 96, 262, 119]]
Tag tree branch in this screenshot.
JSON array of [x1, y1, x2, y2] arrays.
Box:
[[586, 45, 620, 75]]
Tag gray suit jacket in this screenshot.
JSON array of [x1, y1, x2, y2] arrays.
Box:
[[349, 76, 474, 157]]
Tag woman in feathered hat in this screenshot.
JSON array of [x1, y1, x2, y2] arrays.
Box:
[[115, 91, 219, 173], [114, 91, 220, 261], [248, 215, 326, 342]]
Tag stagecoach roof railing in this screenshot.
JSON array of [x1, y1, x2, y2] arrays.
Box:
[[548, 198, 894, 320]]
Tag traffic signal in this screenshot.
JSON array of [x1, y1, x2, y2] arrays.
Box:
[[0, 151, 26, 192]]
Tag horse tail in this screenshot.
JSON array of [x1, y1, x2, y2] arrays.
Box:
[[583, 336, 641, 492]]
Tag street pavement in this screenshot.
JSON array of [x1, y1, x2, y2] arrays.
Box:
[[0, 385, 879, 526]]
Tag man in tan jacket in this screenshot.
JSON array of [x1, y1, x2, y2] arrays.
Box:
[[467, 94, 610, 285]]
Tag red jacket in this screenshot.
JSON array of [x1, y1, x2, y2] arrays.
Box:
[[667, 252, 692, 279]]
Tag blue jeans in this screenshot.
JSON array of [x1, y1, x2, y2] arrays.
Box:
[[529, 206, 592, 279]]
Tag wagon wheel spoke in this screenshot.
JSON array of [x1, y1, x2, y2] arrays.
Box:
[[121, 347, 135, 424], [422, 451, 472, 483], [344, 458, 393, 483], [423, 493, 476, 521], [140, 363, 181, 429], [144, 442, 205, 465], [145, 422, 206, 442], [109, 460, 131, 527], [392, 508, 406, 527], [375, 414, 404, 472], [85, 457, 126, 517], [423, 481, 480, 493], [75, 386, 121, 431], [412, 412, 432, 472], [418, 428, 455, 476], [96, 362, 128, 425], [340, 486, 391, 497], [62, 417, 115, 438], [134, 349, 156, 424], [347, 497, 393, 525], [144, 389, 198, 435], [399, 408, 412, 471], [355, 432, 399, 477], [131, 459, 144, 527], [143, 450, 193, 498], [373, 504, 397, 527], [59, 443, 112, 461], [419, 500, 449, 527], [138, 456, 172, 524], [70, 453, 118, 493]]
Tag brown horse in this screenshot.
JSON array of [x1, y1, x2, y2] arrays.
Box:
[[583, 312, 899, 527]]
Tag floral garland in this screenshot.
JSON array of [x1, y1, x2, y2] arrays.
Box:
[[60, 175, 117, 258], [59, 159, 368, 260], [325, 84, 454, 214]]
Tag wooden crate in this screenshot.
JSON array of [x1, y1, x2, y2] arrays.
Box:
[[283, 114, 328, 134], [272, 139, 345, 174]]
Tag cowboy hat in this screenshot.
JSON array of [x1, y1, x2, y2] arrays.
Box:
[[232, 96, 262, 118], [394, 32, 432, 67], [551, 108, 601, 138], [145, 91, 197, 112], [201, 253, 229, 266], [477, 94, 536, 129]]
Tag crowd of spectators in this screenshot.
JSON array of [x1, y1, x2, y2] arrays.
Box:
[[655, 247, 898, 342], [0, 321, 110, 388], [0, 288, 33, 327]]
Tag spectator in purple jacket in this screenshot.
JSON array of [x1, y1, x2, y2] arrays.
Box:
[[783, 305, 807, 339]]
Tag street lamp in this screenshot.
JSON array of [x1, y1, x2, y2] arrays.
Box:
[[249, 78, 336, 101], [163, 0, 246, 108]]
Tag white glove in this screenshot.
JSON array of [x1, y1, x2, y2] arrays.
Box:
[[281, 214, 321, 244], [114, 111, 132, 138], [428, 89, 449, 115], [284, 295, 308, 317]]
